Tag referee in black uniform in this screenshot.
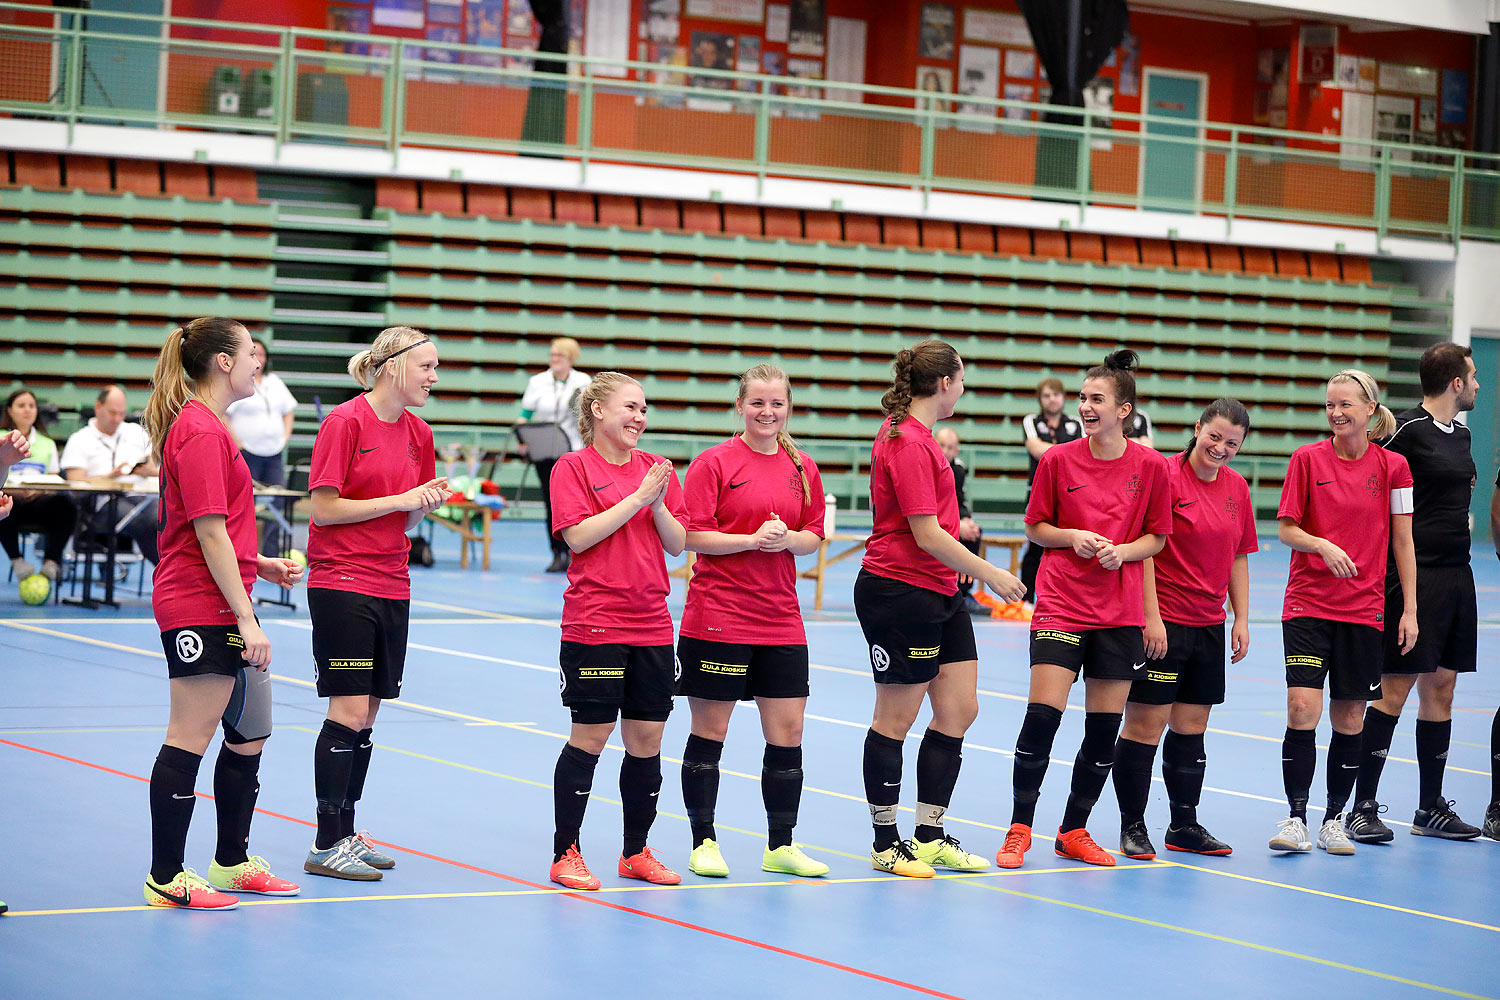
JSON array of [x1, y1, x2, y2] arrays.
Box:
[[1346, 343, 1483, 843], [1019, 378, 1082, 604]]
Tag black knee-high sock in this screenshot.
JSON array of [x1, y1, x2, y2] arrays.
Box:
[[1161, 730, 1206, 828], [1111, 737, 1158, 827], [212, 743, 261, 867], [149, 745, 203, 884], [620, 752, 663, 858], [313, 719, 360, 850], [863, 729, 905, 850], [340, 727, 374, 841], [1282, 727, 1317, 820], [914, 728, 963, 843], [1061, 712, 1122, 832], [1415, 719, 1452, 810], [681, 734, 723, 846], [1324, 729, 1361, 824], [1355, 706, 1399, 804], [553, 743, 600, 860], [762, 743, 803, 850], [1012, 703, 1063, 827], [1491, 706, 1500, 804]]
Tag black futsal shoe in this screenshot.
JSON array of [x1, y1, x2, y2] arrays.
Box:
[[1343, 799, 1394, 844], [1119, 821, 1156, 860], [1483, 803, 1500, 842], [1410, 800, 1481, 841], [1163, 823, 1233, 856]]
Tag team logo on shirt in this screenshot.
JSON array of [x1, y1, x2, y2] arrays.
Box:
[[409, 442, 420, 462], [1365, 474, 1383, 498], [871, 645, 890, 672], [787, 473, 804, 493], [1124, 475, 1142, 496], [1224, 498, 1239, 521], [175, 630, 203, 664]]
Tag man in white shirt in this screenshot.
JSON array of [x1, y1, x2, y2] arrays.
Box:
[[60, 385, 159, 563]]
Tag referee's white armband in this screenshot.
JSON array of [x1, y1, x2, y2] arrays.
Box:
[[1390, 487, 1414, 515]]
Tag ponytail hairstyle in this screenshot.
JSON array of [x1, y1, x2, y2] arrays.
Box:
[[144, 316, 247, 461], [881, 339, 962, 438], [575, 371, 641, 447], [737, 363, 811, 505], [1183, 397, 1251, 467], [1328, 369, 1397, 440], [1083, 349, 1139, 418], [348, 326, 432, 391]]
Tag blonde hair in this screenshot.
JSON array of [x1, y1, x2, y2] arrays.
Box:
[[575, 371, 641, 446], [1328, 369, 1397, 440], [738, 363, 811, 505], [348, 326, 432, 390], [550, 337, 581, 363], [144, 317, 247, 461]]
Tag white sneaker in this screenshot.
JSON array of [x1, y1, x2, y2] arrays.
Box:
[[1269, 816, 1312, 853], [40, 560, 60, 581], [11, 557, 35, 579], [1318, 817, 1356, 856]]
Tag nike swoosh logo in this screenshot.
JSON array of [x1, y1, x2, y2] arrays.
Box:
[[359, 447, 378, 455], [592, 483, 611, 491], [1094, 761, 1112, 767], [1316, 479, 1334, 486], [1131, 662, 1145, 671], [1369, 682, 1382, 691], [330, 747, 354, 753], [1176, 501, 1196, 509], [1339, 764, 1359, 769], [147, 882, 192, 907], [728, 480, 749, 489], [1067, 485, 1085, 493], [171, 793, 196, 800], [574, 789, 591, 795], [882, 781, 901, 787]]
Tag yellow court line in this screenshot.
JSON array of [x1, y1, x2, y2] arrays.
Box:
[[956, 876, 1496, 1000], [5, 863, 1163, 919], [1154, 857, 1500, 934]]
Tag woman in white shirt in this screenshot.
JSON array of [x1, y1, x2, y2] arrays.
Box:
[[226, 339, 299, 487], [0, 389, 79, 582], [516, 338, 591, 573]]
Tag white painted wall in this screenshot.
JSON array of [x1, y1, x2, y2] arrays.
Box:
[[1451, 241, 1500, 345]]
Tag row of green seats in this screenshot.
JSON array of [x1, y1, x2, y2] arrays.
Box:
[[3, 186, 276, 227]]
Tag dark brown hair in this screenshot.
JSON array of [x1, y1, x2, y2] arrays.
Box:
[[143, 317, 247, 460], [881, 339, 962, 438], [1183, 398, 1251, 466], [1418, 342, 1473, 397], [1, 389, 47, 436], [1083, 349, 1139, 416]]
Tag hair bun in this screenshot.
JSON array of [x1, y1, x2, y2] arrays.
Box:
[[1104, 349, 1139, 372]]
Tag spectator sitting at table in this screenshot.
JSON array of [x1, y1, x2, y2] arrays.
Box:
[[0, 389, 79, 583], [59, 384, 160, 564]]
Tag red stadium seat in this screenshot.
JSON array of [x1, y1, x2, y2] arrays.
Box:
[[681, 200, 722, 233], [164, 162, 210, 199], [555, 190, 597, 224], [763, 207, 801, 239], [376, 176, 419, 213], [210, 165, 257, 201], [721, 203, 761, 236], [958, 223, 995, 253], [881, 216, 921, 249], [64, 155, 112, 194], [842, 213, 880, 244], [803, 210, 840, 242], [1240, 246, 1276, 274], [597, 194, 639, 227], [421, 180, 464, 215], [509, 187, 554, 222], [1103, 235, 1140, 265], [995, 226, 1032, 257], [919, 219, 959, 251], [1032, 229, 1067, 261], [639, 197, 681, 230], [465, 183, 507, 218], [12, 151, 63, 189], [1206, 243, 1244, 271], [1067, 232, 1105, 262]]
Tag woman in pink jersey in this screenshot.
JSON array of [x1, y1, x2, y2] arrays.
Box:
[[998, 349, 1172, 870], [854, 340, 1027, 879], [304, 326, 448, 882], [1269, 369, 1416, 857], [141, 317, 304, 910], [547, 372, 689, 891], [677, 364, 830, 880], [1112, 398, 1256, 861]]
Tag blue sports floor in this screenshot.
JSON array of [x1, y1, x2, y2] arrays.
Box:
[[2, 521, 1498, 999]]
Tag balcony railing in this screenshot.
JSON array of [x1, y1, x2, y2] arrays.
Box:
[[1, 1, 1495, 244]]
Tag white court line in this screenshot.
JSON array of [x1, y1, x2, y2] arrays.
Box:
[[272, 619, 556, 674]]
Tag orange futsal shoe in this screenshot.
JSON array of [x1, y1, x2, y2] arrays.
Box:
[[972, 589, 1001, 610], [1055, 827, 1116, 867], [550, 844, 602, 891], [995, 823, 1032, 869], [618, 846, 681, 885]]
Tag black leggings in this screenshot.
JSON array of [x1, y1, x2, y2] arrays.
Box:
[[533, 457, 566, 558], [0, 493, 78, 564]]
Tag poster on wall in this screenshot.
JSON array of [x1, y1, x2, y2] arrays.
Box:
[[787, 0, 825, 56], [1334, 54, 1359, 90], [956, 43, 999, 132], [1299, 23, 1336, 83], [1256, 47, 1289, 86], [374, 0, 424, 30], [962, 9, 1029, 46], [1441, 69, 1468, 125], [1002, 82, 1033, 120], [1340, 90, 1373, 161], [428, 0, 462, 25], [328, 4, 372, 56], [424, 24, 461, 80], [465, 0, 503, 67], [916, 67, 952, 114], [504, 0, 534, 38], [766, 4, 789, 43], [737, 35, 761, 74], [1378, 63, 1438, 96], [1418, 97, 1437, 134], [1083, 75, 1113, 148], [689, 30, 735, 88], [825, 16, 865, 104], [649, 43, 688, 106], [786, 57, 823, 118], [586, 0, 630, 77], [646, 0, 680, 43], [1003, 48, 1034, 79], [919, 3, 954, 60], [1358, 58, 1376, 92], [1117, 32, 1138, 96], [1375, 93, 1415, 147], [686, 0, 764, 21]]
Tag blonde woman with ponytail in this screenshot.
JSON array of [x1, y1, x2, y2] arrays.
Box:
[[143, 317, 304, 911], [303, 326, 447, 882], [675, 364, 830, 880], [547, 372, 688, 891], [1270, 368, 1416, 858], [855, 340, 1026, 879]]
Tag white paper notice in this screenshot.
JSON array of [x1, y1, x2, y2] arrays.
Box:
[[825, 16, 866, 104], [766, 4, 789, 43], [586, 0, 630, 77]]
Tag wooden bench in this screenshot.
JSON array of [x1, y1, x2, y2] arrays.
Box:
[[671, 532, 1029, 611], [426, 501, 493, 570]]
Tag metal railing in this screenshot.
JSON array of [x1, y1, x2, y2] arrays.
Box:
[[2, 2, 1496, 244]]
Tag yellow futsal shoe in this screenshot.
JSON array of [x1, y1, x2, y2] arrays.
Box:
[[762, 844, 829, 878], [871, 841, 935, 878], [688, 839, 729, 878], [911, 833, 991, 871]]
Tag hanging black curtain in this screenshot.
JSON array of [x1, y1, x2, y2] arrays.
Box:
[[1469, 24, 1500, 227], [521, 0, 570, 147], [1018, 0, 1129, 193]]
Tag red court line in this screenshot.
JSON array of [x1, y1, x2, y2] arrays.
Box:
[[1, 737, 966, 1000]]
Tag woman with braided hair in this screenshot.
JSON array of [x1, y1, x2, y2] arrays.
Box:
[[855, 340, 1026, 878], [676, 364, 830, 880]]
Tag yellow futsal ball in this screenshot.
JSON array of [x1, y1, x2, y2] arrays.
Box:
[[288, 548, 308, 569], [18, 573, 50, 606]]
